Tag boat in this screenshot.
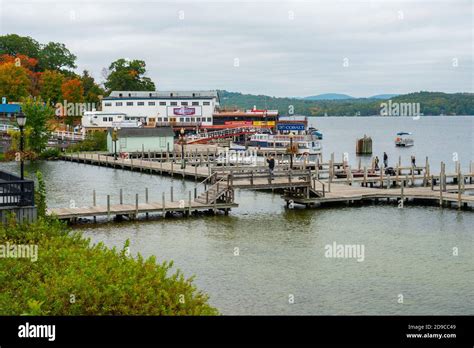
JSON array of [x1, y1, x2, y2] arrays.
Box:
[[248, 132, 322, 155], [308, 127, 323, 139], [395, 132, 414, 147]]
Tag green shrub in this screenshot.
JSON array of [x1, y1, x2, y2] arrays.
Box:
[[39, 148, 61, 160], [0, 218, 218, 315], [68, 132, 107, 152]]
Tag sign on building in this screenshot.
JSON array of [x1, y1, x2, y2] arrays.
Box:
[[277, 124, 305, 131]]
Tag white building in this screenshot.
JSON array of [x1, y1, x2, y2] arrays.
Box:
[[102, 90, 219, 127]]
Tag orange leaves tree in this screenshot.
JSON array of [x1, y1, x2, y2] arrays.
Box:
[[61, 78, 84, 103], [0, 62, 30, 101]]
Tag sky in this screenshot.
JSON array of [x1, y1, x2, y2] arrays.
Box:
[[0, 0, 472, 98]]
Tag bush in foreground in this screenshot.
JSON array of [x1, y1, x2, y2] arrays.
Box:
[[0, 218, 218, 315]]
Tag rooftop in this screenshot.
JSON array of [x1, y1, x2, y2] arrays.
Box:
[[105, 90, 219, 100]]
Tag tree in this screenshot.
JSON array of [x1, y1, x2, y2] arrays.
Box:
[[21, 97, 55, 153], [0, 63, 30, 102], [80, 70, 104, 105], [61, 79, 84, 103], [0, 54, 41, 96], [0, 34, 41, 60], [104, 58, 155, 92], [39, 70, 64, 105], [38, 42, 77, 71]]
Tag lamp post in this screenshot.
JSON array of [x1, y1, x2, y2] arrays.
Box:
[[112, 127, 118, 160], [16, 112, 27, 180], [180, 128, 186, 169]]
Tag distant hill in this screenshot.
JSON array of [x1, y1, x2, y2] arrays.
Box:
[[369, 94, 399, 100], [303, 93, 354, 101], [218, 90, 474, 116]]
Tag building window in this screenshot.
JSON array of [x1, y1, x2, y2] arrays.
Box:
[[203, 101, 210, 106], [207, 117, 212, 122], [119, 93, 123, 97], [126, 102, 133, 106], [185, 117, 190, 122], [192, 101, 199, 106], [108, 117, 113, 121], [196, 117, 201, 122], [180, 118, 184, 122], [181, 102, 188, 106], [102, 117, 107, 122], [104, 102, 112, 106], [170, 102, 177, 106], [137, 102, 144, 106], [116, 102, 123, 106], [159, 101, 166, 106], [157, 117, 162, 122], [148, 102, 155, 106]]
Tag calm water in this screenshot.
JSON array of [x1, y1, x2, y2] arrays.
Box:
[[2, 116, 473, 315]]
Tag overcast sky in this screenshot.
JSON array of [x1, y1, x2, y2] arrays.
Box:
[[1, 0, 472, 97]]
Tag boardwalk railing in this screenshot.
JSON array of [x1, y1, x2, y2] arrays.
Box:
[[0, 170, 35, 207]]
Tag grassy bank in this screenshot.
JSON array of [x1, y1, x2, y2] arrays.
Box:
[[0, 217, 218, 315]]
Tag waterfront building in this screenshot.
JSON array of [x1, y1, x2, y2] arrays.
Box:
[[211, 106, 278, 130], [106, 127, 175, 153], [101, 90, 219, 129]]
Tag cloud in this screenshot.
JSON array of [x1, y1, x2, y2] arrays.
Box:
[[1, 0, 472, 97]]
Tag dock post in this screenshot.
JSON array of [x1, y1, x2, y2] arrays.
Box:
[[400, 180, 404, 208], [398, 156, 401, 167], [194, 187, 197, 199], [135, 193, 139, 217], [171, 187, 174, 202], [93, 190, 96, 206], [171, 160, 174, 177], [107, 195, 110, 221], [411, 165, 415, 187], [145, 188, 149, 203], [457, 171, 462, 210], [195, 164, 198, 181], [363, 166, 367, 187], [162, 192, 166, 217], [380, 165, 384, 188], [431, 175, 434, 190], [316, 157, 320, 179], [120, 189, 123, 205], [188, 191, 192, 216], [358, 158, 361, 171], [439, 163, 444, 207]]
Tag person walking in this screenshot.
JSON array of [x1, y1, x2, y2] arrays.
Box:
[[374, 156, 380, 171], [267, 155, 275, 180], [383, 152, 388, 168]]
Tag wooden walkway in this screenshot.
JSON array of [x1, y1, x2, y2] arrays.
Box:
[[284, 183, 474, 209], [54, 152, 474, 222]]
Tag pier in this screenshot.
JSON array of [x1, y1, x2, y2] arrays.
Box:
[[49, 152, 474, 222]]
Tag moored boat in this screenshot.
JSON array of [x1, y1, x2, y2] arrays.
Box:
[[395, 132, 414, 147]]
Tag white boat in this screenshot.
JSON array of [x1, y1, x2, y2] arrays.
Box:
[[248, 132, 322, 155], [395, 132, 414, 147]]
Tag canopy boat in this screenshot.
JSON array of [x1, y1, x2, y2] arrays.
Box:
[[248, 132, 322, 155], [395, 132, 414, 147]]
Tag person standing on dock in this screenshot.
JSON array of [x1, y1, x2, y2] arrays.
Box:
[[267, 155, 275, 180], [374, 156, 380, 171], [383, 152, 388, 168]]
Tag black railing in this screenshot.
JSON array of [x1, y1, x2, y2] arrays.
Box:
[[0, 170, 35, 207]]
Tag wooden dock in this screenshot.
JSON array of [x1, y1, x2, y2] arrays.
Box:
[[52, 152, 474, 223]]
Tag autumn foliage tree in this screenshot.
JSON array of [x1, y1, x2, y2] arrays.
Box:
[[0, 63, 30, 101], [39, 70, 64, 105], [61, 79, 84, 103]]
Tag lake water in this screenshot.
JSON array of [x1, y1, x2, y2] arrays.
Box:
[[2, 116, 473, 315]]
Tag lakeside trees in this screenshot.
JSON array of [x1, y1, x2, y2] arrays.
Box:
[[219, 90, 474, 116], [0, 34, 156, 104], [103, 58, 156, 91]]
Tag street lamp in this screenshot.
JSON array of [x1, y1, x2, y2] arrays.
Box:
[[180, 128, 186, 169], [16, 112, 27, 180], [112, 127, 119, 160]]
